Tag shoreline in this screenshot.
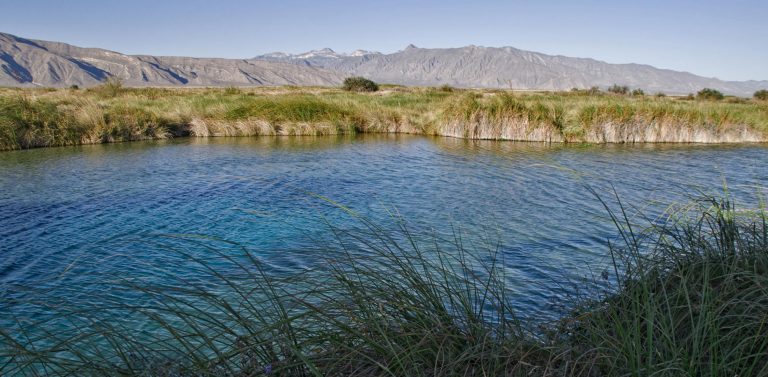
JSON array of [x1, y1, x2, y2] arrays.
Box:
[[2, 86, 766, 151]]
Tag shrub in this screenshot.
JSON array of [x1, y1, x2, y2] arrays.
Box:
[[655, 92, 666, 97], [438, 84, 455, 92], [755, 90, 768, 101], [69, 85, 79, 90], [631, 89, 645, 96], [569, 87, 602, 96], [726, 97, 748, 104], [342, 77, 379, 92], [90, 76, 124, 97], [607, 84, 629, 95], [103, 77, 124, 96], [696, 88, 724, 101]]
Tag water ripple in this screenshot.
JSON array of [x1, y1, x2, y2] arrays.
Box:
[[1, 135, 766, 322]]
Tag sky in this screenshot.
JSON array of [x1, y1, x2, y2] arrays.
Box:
[[3, 0, 767, 81]]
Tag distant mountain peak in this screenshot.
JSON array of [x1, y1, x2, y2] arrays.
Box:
[[254, 48, 382, 61], [404, 44, 418, 50], [350, 49, 381, 57], [260, 52, 289, 58]]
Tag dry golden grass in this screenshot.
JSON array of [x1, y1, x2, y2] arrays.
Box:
[[1, 85, 766, 150]]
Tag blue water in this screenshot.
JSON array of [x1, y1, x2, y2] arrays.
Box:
[[0, 135, 766, 334]]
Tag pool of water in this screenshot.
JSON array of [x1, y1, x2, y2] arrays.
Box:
[[1, 135, 766, 330]]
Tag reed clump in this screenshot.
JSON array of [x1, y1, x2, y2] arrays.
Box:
[[1, 86, 767, 150], [557, 192, 768, 376]]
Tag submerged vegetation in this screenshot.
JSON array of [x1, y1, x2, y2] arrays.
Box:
[[1, 193, 766, 376], [1, 84, 767, 150]]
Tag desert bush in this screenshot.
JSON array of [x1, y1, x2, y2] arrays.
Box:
[[607, 84, 629, 95], [342, 77, 379, 92], [631, 89, 645, 96], [102, 77, 124, 97], [89, 76, 124, 97], [755, 90, 768, 101], [696, 88, 725, 101], [438, 84, 455, 92]]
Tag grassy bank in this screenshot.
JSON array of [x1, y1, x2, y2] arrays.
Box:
[[1, 194, 766, 376], [1, 85, 767, 150]]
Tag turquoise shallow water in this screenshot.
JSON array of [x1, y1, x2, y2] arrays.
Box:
[[0, 135, 767, 331]]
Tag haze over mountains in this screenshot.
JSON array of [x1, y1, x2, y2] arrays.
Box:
[[2, 31, 766, 96]]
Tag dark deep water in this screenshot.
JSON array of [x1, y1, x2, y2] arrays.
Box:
[[1, 135, 766, 336]]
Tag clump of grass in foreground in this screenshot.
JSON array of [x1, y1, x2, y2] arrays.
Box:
[[1, 192, 766, 376], [558, 190, 768, 376]]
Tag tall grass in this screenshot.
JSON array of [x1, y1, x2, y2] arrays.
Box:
[[0, 92, 187, 150], [1, 192, 766, 376], [436, 92, 768, 142], [1, 86, 767, 150], [558, 190, 768, 376]]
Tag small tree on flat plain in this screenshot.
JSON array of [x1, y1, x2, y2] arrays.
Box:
[[343, 77, 379, 92], [754, 90, 768, 101]]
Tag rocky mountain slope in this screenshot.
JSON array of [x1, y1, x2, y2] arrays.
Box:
[[1, 31, 766, 96], [256, 44, 768, 96], [0, 32, 344, 87]]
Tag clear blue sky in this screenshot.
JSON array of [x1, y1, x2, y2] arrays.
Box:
[[3, 0, 767, 81]]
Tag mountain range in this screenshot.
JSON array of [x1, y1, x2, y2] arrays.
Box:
[[0, 32, 343, 87], [2, 32, 766, 96]]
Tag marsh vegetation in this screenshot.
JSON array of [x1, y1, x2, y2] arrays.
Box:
[[1, 84, 767, 151]]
